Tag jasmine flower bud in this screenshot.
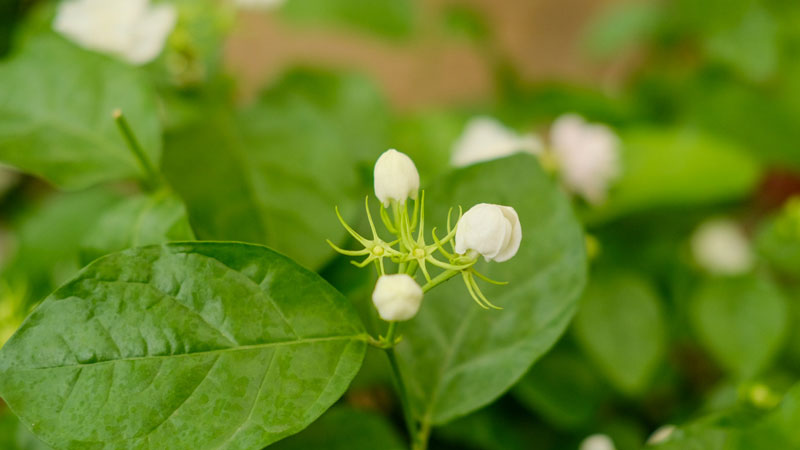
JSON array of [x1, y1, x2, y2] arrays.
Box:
[[455, 203, 521, 262], [374, 149, 420, 207], [550, 114, 620, 205], [646, 425, 676, 445], [54, 0, 177, 65], [451, 116, 543, 167], [690, 218, 753, 276], [579, 434, 616, 450], [372, 274, 423, 321]]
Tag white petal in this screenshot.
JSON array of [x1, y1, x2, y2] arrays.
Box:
[[493, 206, 522, 262], [124, 3, 177, 64], [451, 116, 542, 167]]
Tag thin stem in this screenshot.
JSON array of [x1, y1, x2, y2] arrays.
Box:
[[414, 420, 431, 450], [112, 109, 161, 190], [385, 347, 417, 447], [422, 269, 459, 293], [385, 321, 397, 343]]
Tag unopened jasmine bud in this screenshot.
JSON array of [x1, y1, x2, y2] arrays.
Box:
[[579, 434, 616, 450], [455, 203, 521, 262], [690, 218, 753, 275], [374, 149, 420, 207], [372, 274, 423, 321]]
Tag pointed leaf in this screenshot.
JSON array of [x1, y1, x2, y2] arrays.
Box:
[[0, 243, 366, 449]]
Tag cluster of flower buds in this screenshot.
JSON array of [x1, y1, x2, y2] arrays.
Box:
[[329, 149, 521, 323]]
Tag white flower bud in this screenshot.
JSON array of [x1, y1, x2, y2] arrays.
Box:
[[372, 274, 423, 321], [690, 218, 753, 276], [54, 0, 177, 65], [455, 203, 521, 262], [579, 434, 616, 450], [646, 425, 676, 445], [374, 149, 420, 207], [550, 114, 620, 205], [451, 116, 543, 167]]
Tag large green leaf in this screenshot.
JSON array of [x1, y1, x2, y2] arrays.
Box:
[[0, 34, 161, 189], [588, 128, 761, 222], [80, 189, 195, 265], [572, 271, 666, 396], [690, 275, 788, 378], [0, 242, 367, 449], [163, 69, 388, 269], [396, 154, 587, 425], [270, 406, 405, 450]]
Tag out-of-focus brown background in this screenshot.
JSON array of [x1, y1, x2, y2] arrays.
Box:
[[225, 0, 639, 109]]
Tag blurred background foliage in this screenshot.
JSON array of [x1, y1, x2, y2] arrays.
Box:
[[2, 0, 800, 449]]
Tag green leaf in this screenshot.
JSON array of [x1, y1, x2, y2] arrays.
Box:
[[689, 275, 788, 378], [80, 189, 195, 265], [396, 154, 588, 425], [279, 0, 416, 39], [0, 408, 52, 450], [589, 128, 761, 222], [572, 271, 666, 396], [755, 198, 800, 278], [0, 34, 161, 189], [270, 406, 405, 450], [651, 383, 800, 449], [163, 69, 388, 269], [0, 242, 366, 449], [513, 345, 606, 428]]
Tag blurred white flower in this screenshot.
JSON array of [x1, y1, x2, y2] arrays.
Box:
[[579, 434, 616, 450], [455, 203, 521, 263], [550, 114, 620, 205], [690, 218, 753, 275], [451, 116, 543, 167], [372, 274, 423, 321], [54, 0, 177, 65], [646, 425, 676, 445], [374, 149, 420, 207], [235, 0, 286, 10]]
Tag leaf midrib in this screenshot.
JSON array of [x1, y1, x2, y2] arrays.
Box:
[[4, 334, 368, 371]]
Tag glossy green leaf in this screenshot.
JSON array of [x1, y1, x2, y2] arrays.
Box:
[[589, 128, 761, 222], [0, 242, 367, 449], [163, 69, 388, 269], [270, 406, 405, 450], [0, 34, 161, 189], [690, 275, 788, 378], [80, 189, 195, 265], [396, 154, 588, 425], [572, 271, 666, 395]]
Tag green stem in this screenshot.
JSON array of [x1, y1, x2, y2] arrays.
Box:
[[113, 109, 161, 190], [421, 269, 459, 293], [385, 347, 417, 448], [414, 419, 431, 450]]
